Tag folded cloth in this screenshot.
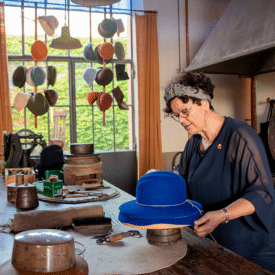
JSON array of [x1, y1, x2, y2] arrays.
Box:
[[9, 205, 105, 232]]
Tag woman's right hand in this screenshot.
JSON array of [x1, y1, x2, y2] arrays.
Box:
[[193, 210, 226, 237]]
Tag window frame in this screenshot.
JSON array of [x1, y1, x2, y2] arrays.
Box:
[[7, 3, 136, 152]]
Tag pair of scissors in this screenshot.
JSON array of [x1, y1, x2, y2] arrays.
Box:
[[96, 230, 142, 244]]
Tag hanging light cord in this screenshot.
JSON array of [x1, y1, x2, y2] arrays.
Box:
[[64, 0, 67, 25]]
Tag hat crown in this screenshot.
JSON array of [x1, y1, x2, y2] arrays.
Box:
[[136, 171, 186, 206]]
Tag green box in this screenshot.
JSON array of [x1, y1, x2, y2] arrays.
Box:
[[43, 180, 63, 197], [45, 170, 63, 180]]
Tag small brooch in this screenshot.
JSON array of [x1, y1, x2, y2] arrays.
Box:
[[217, 144, 222, 150]]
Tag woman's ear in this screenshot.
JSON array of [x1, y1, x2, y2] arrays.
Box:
[[201, 100, 210, 110]]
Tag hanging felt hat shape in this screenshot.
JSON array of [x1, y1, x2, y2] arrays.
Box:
[[112, 86, 129, 110], [47, 66, 57, 87], [95, 68, 113, 86], [118, 171, 202, 229], [94, 46, 112, 65], [115, 63, 129, 81], [87, 91, 101, 106], [98, 42, 115, 61], [49, 25, 82, 50], [98, 18, 117, 39], [112, 18, 125, 37], [44, 89, 58, 107], [83, 43, 96, 62], [83, 67, 98, 87], [27, 93, 49, 116], [97, 92, 113, 112], [71, 0, 120, 7], [31, 40, 48, 61], [114, 41, 125, 60], [12, 66, 27, 88], [13, 92, 32, 112], [38, 15, 59, 36], [31, 66, 46, 86]]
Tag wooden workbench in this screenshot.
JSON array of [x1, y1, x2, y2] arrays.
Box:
[[0, 176, 273, 275]]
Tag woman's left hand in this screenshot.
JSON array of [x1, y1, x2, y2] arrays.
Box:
[[193, 210, 226, 237]]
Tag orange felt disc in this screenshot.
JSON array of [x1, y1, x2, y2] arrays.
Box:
[[98, 42, 115, 61], [87, 91, 101, 106], [31, 40, 48, 61], [97, 92, 113, 111]]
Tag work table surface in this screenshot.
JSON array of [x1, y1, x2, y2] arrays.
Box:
[[0, 176, 273, 275]]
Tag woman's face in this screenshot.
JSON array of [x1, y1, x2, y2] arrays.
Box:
[[170, 97, 209, 135]]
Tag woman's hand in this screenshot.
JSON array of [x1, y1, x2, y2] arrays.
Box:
[[193, 210, 226, 237]]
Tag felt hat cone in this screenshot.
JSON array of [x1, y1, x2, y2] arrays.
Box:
[[31, 40, 48, 61], [97, 92, 113, 126], [49, 25, 82, 50], [13, 92, 32, 112], [112, 86, 129, 110], [87, 91, 101, 106], [12, 66, 27, 88], [44, 89, 59, 107], [38, 15, 59, 36], [98, 42, 115, 61]]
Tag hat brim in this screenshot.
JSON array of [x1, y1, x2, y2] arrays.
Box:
[[121, 222, 189, 230], [118, 199, 202, 226], [0, 255, 88, 275]]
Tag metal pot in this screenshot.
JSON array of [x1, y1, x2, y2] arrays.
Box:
[[11, 229, 76, 273], [15, 182, 39, 210], [70, 143, 94, 155]]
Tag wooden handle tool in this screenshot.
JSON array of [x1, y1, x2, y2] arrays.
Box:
[[96, 230, 142, 244]]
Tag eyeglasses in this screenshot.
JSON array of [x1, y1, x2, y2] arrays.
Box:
[[171, 103, 194, 122]]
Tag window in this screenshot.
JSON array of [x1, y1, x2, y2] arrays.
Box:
[[5, 0, 135, 153]]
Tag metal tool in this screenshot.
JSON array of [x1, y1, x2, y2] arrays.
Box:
[[96, 230, 142, 244], [65, 189, 107, 198]]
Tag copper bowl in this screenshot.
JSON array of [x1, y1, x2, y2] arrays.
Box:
[[11, 229, 76, 273]]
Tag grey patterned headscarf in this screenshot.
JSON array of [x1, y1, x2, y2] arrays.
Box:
[[164, 83, 212, 104]]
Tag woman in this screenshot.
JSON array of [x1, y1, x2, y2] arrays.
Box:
[[164, 72, 275, 272]]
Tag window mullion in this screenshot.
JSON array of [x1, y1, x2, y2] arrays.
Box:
[[69, 60, 77, 143]]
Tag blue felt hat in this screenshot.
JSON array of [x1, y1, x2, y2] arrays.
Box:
[[118, 171, 202, 228], [83, 43, 96, 62]]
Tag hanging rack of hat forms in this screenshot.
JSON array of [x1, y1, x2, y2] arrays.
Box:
[[29, 3, 49, 128], [12, 4, 53, 129], [40, 2, 59, 143], [82, 3, 129, 126]]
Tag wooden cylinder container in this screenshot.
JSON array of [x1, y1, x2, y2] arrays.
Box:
[[63, 154, 103, 185], [7, 183, 17, 203]]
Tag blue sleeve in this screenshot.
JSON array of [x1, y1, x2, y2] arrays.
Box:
[[229, 127, 275, 232]]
